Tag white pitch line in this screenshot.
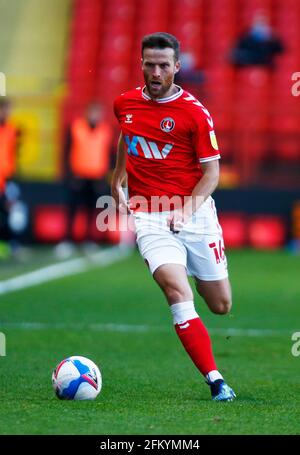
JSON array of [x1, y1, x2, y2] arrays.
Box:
[[0, 245, 132, 296], [0, 322, 153, 333], [0, 321, 293, 337]]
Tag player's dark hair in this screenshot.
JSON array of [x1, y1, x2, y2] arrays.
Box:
[[142, 32, 180, 61]]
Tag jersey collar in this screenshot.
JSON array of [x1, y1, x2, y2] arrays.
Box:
[[142, 85, 183, 103]]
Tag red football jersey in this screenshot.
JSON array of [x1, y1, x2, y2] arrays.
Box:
[[114, 86, 220, 211]]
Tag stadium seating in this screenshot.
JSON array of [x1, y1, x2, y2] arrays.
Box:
[[33, 205, 128, 244], [61, 0, 300, 199], [66, 0, 103, 107]]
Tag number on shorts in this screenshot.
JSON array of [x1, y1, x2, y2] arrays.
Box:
[[209, 240, 225, 264]]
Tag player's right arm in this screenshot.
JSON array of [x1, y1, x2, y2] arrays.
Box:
[[111, 132, 129, 212]]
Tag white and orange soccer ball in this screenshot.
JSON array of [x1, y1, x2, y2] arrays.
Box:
[[52, 355, 102, 400]]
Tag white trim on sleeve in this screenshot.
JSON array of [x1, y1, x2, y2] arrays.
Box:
[[199, 154, 221, 163]]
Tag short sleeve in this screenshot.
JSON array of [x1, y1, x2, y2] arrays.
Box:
[[192, 108, 221, 163]]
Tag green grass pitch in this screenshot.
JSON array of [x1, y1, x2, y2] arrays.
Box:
[[0, 248, 299, 435]]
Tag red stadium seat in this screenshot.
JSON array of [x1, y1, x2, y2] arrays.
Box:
[[71, 210, 88, 242], [272, 136, 300, 161], [96, 211, 136, 245], [248, 216, 286, 249], [218, 213, 247, 249], [34, 206, 67, 243], [63, 0, 104, 129]]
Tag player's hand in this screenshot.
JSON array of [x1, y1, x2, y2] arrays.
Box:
[[111, 185, 130, 214], [167, 209, 191, 233], [111, 172, 130, 214]]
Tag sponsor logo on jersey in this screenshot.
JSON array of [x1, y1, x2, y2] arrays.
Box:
[[124, 135, 173, 159], [160, 117, 175, 132], [125, 114, 133, 123], [209, 131, 218, 150]]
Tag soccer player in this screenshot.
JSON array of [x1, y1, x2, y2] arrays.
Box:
[[112, 32, 236, 401]]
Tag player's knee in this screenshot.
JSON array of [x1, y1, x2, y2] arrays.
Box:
[[211, 296, 232, 315], [164, 286, 193, 305]]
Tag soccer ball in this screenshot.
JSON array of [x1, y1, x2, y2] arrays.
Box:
[[52, 355, 102, 400]]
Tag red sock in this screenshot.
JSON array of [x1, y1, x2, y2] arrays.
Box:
[[175, 317, 217, 376]]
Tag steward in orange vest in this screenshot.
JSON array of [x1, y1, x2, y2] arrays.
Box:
[[0, 98, 20, 248], [0, 99, 17, 194], [61, 102, 113, 246], [65, 102, 113, 181]]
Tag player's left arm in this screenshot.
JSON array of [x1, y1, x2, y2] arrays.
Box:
[[167, 159, 219, 232], [187, 159, 219, 213]]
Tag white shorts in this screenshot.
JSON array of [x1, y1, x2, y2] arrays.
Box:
[[133, 196, 228, 281]]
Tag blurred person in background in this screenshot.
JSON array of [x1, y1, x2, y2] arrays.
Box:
[[175, 51, 204, 85], [0, 98, 28, 259], [0, 99, 17, 185], [175, 51, 205, 100], [55, 101, 113, 258], [231, 10, 284, 68]]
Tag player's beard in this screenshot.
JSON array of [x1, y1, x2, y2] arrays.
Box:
[[145, 75, 174, 99]]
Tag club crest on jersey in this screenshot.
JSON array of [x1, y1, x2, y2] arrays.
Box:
[[160, 117, 175, 133], [125, 114, 133, 124]]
